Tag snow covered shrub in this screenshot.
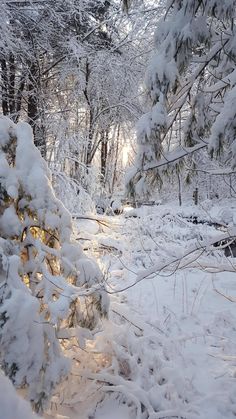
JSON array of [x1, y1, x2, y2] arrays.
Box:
[[52, 171, 96, 215], [0, 117, 109, 412]]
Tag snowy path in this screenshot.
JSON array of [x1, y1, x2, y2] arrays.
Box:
[[48, 201, 236, 419]]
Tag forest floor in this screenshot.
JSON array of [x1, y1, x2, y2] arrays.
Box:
[[46, 198, 236, 419]]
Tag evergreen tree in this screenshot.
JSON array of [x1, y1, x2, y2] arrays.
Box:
[[0, 116, 108, 412]]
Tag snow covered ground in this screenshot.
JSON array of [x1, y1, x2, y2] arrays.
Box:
[[46, 198, 236, 419]]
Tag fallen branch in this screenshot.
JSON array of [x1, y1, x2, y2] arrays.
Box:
[[105, 231, 236, 294]]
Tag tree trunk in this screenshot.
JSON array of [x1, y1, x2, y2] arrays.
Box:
[[8, 53, 15, 116], [83, 59, 94, 167], [1, 59, 9, 116], [28, 61, 46, 157], [85, 106, 94, 165], [101, 130, 108, 183], [15, 75, 25, 122], [111, 125, 120, 194], [177, 171, 182, 206]]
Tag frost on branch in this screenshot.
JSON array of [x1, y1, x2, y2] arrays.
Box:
[[0, 116, 109, 412]]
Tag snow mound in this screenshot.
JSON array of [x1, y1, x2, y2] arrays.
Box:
[[0, 372, 40, 419]]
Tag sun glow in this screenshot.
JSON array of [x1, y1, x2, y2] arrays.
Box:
[[122, 144, 131, 166]]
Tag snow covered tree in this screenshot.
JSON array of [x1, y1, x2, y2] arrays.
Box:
[[0, 0, 114, 155], [0, 116, 109, 412], [0, 0, 160, 199], [128, 0, 236, 195]]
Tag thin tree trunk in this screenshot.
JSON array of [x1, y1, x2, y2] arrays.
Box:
[[9, 53, 15, 116], [111, 125, 120, 194], [15, 75, 25, 122], [1, 59, 9, 116], [101, 130, 108, 183], [86, 106, 94, 165], [28, 61, 46, 157], [83, 59, 94, 166], [177, 171, 182, 206]]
